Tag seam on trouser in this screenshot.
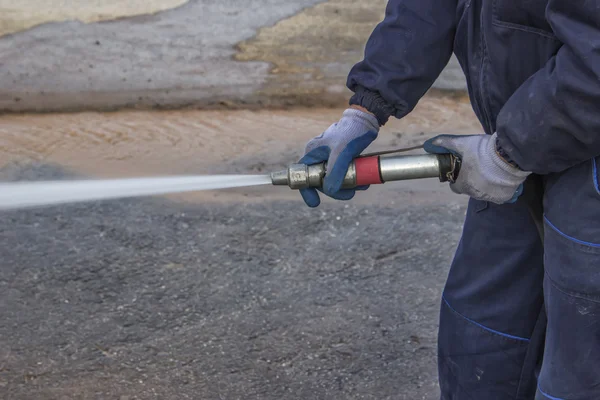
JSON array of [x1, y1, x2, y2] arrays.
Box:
[[545, 268, 600, 304], [593, 157, 600, 195], [544, 216, 600, 248], [442, 295, 530, 342], [538, 383, 565, 400]]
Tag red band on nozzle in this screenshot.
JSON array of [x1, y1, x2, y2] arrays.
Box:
[[355, 156, 383, 186]]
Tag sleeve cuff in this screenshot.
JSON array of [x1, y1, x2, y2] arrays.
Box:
[[494, 136, 524, 170], [349, 86, 396, 126]]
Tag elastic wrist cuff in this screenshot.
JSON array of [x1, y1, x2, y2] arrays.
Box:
[[349, 86, 395, 126]]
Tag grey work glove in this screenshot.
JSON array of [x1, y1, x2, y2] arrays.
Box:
[[424, 133, 531, 204], [299, 108, 379, 207]]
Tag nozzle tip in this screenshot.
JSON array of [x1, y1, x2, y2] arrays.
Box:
[[270, 170, 288, 186]]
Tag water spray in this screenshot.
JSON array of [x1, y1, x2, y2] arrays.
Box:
[[0, 175, 272, 211], [0, 152, 460, 211]]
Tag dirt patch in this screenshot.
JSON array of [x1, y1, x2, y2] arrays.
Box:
[[235, 0, 388, 99], [0, 96, 477, 177], [0, 96, 478, 204], [0, 0, 189, 37], [236, 0, 387, 72]]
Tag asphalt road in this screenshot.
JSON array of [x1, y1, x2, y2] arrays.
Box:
[[0, 164, 466, 400]]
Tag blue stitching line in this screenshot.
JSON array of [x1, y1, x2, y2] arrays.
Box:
[[544, 216, 600, 248], [442, 296, 530, 342], [593, 157, 600, 195], [537, 383, 566, 400]]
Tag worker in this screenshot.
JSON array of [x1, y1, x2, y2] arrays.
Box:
[[299, 1, 600, 399]]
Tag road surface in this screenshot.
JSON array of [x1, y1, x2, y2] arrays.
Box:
[[0, 0, 466, 112]]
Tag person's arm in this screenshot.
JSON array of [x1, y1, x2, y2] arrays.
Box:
[[346, 0, 458, 126], [495, 0, 600, 174]]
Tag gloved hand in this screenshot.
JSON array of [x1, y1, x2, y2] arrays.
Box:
[[300, 108, 379, 207], [424, 133, 531, 204]]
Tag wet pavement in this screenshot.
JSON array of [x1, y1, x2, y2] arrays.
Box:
[[0, 0, 466, 112], [0, 174, 466, 400], [0, 99, 479, 399]]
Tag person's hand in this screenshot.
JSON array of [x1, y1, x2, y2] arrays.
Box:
[[424, 133, 531, 204], [299, 108, 379, 207]]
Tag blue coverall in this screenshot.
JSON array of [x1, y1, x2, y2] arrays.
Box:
[[346, 1, 600, 399]]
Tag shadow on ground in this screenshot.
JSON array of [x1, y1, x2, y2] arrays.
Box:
[[0, 164, 465, 399]]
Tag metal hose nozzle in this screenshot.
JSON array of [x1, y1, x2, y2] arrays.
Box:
[[271, 153, 460, 190]]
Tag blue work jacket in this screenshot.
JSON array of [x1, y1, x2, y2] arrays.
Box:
[[348, 0, 600, 174]]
